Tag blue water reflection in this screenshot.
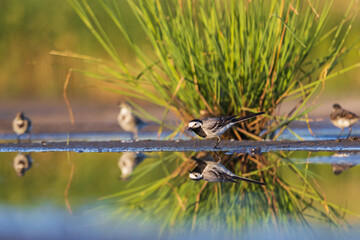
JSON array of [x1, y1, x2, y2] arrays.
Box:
[[0, 206, 359, 240], [275, 120, 360, 140], [0, 206, 159, 240], [1, 120, 358, 143]]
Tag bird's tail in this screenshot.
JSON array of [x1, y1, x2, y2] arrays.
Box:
[[233, 175, 265, 185], [234, 112, 265, 123]]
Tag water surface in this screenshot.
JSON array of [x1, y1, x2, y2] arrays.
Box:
[[1, 150, 360, 239]]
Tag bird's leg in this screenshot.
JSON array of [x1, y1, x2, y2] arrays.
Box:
[[28, 133, 32, 143], [214, 137, 221, 149], [214, 152, 222, 163], [133, 130, 138, 141], [17, 135, 20, 144], [347, 127, 352, 139], [337, 128, 344, 139]]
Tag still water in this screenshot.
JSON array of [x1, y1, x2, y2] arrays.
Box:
[[1, 150, 359, 239]]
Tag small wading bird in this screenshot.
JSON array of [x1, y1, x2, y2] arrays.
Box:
[[117, 102, 146, 140], [188, 111, 265, 148], [118, 152, 147, 180], [330, 103, 358, 138], [12, 112, 32, 143], [13, 153, 33, 177], [188, 155, 265, 185]]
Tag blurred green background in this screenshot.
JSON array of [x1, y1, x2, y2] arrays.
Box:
[[0, 0, 147, 102], [0, 0, 359, 103]]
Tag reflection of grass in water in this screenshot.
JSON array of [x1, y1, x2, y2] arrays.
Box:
[[102, 152, 356, 236]]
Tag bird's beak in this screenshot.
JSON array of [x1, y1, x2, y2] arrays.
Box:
[[188, 170, 192, 174], [187, 128, 191, 131]]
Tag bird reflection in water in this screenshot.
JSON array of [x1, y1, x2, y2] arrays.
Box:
[[13, 153, 33, 177], [188, 153, 265, 185], [118, 152, 147, 180], [331, 152, 357, 175]]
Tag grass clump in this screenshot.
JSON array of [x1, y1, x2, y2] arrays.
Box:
[[58, 0, 359, 139], [101, 152, 354, 237], [56, 1, 360, 235]]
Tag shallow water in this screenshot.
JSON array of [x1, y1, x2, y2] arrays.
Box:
[[1, 123, 360, 239], [1, 121, 360, 142], [2, 122, 360, 154], [275, 121, 360, 140], [0, 130, 178, 142], [1, 150, 360, 239]]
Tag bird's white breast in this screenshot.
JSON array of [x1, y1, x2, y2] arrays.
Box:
[[331, 118, 358, 128]]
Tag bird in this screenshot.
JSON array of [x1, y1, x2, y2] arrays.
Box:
[[188, 155, 265, 185], [330, 103, 358, 138], [12, 112, 32, 143], [13, 153, 33, 177], [188, 111, 265, 148], [118, 152, 147, 180], [117, 102, 146, 140]]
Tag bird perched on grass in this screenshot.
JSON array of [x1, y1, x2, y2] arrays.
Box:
[[330, 103, 358, 138], [13, 153, 33, 177], [12, 112, 32, 143], [188, 155, 265, 185], [188, 111, 265, 148], [118, 152, 147, 180], [117, 102, 146, 140]]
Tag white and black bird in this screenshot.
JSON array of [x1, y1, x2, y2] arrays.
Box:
[[188, 156, 265, 185], [118, 152, 147, 180], [330, 103, 358, 138], [188, 112, 265, 148], [13, 153, 33, 177], [117, 102, 146, 140], [12, 112, 32, 143]]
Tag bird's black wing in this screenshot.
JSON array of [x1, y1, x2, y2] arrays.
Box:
[[207, 169, 237, 182], [340, 109, 358, 119], [208, 112, 264, 131], [208, 116, 238, 131], [331, 109, 358, 121]]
